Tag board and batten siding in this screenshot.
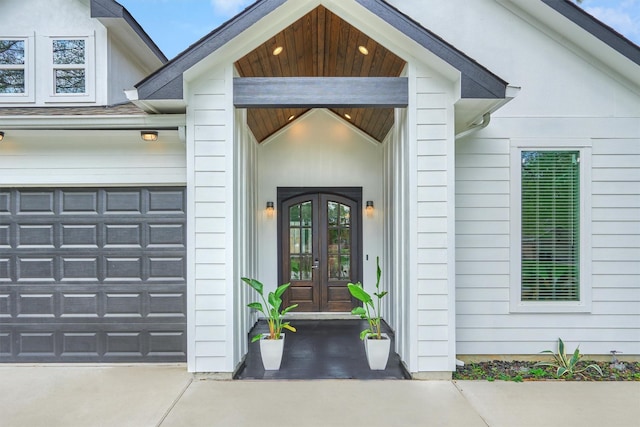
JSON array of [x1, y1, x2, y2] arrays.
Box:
[[0, 131, 185, 186], [455, 135, 640, 355], [187, 67, 235, 373], [412, 65, 456, 373]]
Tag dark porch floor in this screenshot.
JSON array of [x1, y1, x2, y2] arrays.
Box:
[[234, 319, 410, 380]]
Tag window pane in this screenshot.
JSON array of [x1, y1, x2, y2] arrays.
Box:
[[55, 69, 85, 93], [0, 40, 25, 65], [53, 40, 85, 65], [521, 151, 580, 301], [0, 69, 25, 93]]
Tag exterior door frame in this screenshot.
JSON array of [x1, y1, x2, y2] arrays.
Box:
[[277, 187, 363, 311]]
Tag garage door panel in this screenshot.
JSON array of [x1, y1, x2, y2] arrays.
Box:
[[17, 192, 55, 214], [61, 191, 98, 213], [1, 187, 187, 362]]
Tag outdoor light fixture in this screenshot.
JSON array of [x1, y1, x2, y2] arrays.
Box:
[[266, 201, 275, 218], [140, 131, 158, 142], [344, 113, 352, 120], [273, 46, 283, 56], [288, 115, 296, 121], [366, 201, 374, 217], [0, 131, 4, 141], [358, 45, 369, 55]]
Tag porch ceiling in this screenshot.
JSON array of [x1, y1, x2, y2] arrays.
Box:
[[234, 5, 406, 143]]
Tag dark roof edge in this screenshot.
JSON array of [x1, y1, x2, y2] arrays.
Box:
[[135, 0, 286, 100], [90, 0, 168, 64], [356, 0, 508, 99], [135, 0, 508, 101], [541, 0, 640, 66]]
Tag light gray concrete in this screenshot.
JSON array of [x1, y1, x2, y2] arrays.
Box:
[[161, 380, 487, 427], [455, 380, 640, 427], [1, 366, 639, 427], [0, 365, 192, 427]]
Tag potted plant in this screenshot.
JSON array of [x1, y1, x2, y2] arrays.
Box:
[[241, 277, 298, 370], [347, 256, 390, 370]]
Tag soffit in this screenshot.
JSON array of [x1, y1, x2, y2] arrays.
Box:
[[235, 5, 406, 142]]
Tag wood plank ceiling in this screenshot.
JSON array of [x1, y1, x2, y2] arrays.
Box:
[[234, 5, 406, 143]]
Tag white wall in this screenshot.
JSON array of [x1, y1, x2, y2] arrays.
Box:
[[411, 64, 458, 373], [390, 0, 640, 355], [256, 109, 384, 295], [0, 130, 185, 186], [0, 0, 108, 105], [186, 66, 235, 373]]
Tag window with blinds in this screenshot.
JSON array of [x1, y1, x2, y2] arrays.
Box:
[[521, 151, 580, 301]]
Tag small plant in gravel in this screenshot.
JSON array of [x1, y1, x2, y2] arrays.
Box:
[[528, 367, 549, 379], [535, 338, 603, 379]]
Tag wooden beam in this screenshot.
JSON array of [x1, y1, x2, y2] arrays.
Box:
[[233, 77, 408, 108]]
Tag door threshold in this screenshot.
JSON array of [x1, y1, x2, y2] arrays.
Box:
[[286, 312, 357, 320]]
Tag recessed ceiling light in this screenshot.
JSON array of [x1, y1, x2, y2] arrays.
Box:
[[358, 45, 369, 55], [288, 115, 295, 121], [344, 113, 352, 120], [273, 46, 284, 56]]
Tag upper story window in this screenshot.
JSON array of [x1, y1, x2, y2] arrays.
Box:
[[0, 39, 25, 93], [0, 37, 34, 101], [52, 39, 87, 94], [510, 141, 592, 313]]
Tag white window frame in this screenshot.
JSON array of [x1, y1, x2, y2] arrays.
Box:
[[46, 35, 95, 103], [0, 35, 35, 102], [510, 139, 592, 313]]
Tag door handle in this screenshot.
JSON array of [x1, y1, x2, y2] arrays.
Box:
[[311, 259, 319, 269]]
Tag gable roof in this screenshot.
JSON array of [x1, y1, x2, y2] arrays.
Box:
[[542, 0, 640, 66], [90, 0, 168, 64], [134, 0, 509, 102]]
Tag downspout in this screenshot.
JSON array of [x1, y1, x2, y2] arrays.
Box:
[[455, 112, 491, 140]]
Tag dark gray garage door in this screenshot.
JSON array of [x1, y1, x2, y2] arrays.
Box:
[[0, 187, 187, 362]]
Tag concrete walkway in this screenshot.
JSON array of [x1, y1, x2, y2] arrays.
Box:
[[1, 365, 639, 427]]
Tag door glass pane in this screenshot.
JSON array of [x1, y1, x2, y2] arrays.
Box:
[[290, 256, 300, 280], [300, 255, 313, 280], [289, 201, 312, 281], [327, 201, 351, 281]]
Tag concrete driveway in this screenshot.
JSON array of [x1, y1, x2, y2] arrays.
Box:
[[1, 365, 638, 427]]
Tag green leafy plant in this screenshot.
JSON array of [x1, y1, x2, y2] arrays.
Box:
[[241, 278, 298, 342], [528, 367, 549, 379], [535, 338, 603, 378], [347, 256, 388, 340]]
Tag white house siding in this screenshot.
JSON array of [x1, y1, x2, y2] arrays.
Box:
[[455, 134, 640, 356], [0, 130, 185, 187], [186, 67, 235, 372], [390, 0, 640, 357], [412, 64, 457, 373], [233, 107, 259, 369], [107, 36, 155, 106]]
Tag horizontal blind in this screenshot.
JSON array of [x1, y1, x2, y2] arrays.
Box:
[[521, 151, 580, 301]]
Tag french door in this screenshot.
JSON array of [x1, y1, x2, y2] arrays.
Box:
[[279, 189, 362, 312]]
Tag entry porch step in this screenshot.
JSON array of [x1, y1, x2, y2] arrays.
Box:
[[234, 319, 409, 380]]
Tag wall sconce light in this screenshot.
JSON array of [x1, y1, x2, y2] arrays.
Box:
[[266, 201, 275, 218], [366, 201, 374, 211], [0, 131, 4, 141], [140, 131, 158, 142]]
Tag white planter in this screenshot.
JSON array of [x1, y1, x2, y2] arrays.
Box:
[[364, 333, 391, 370], [259, 333, 285, 370]]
